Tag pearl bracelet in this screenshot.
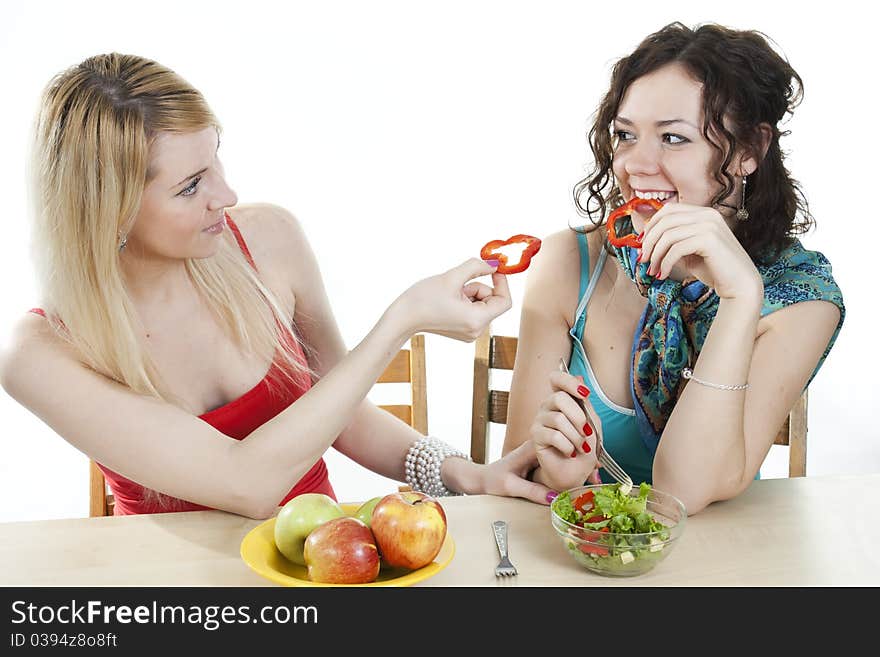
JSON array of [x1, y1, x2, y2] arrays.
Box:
[[404, 436, 472, 497]]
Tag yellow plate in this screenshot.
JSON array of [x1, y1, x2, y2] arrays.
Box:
[[240, 503, 455, 587]]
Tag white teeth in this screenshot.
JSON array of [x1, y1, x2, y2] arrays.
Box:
[[634, 190, 675, 201]]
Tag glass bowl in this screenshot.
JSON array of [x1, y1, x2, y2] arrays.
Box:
[[550, 484, 686, 577]]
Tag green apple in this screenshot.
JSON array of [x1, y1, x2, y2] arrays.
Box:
[[353, 496, 383, 528], [274, 493, 344, 566]]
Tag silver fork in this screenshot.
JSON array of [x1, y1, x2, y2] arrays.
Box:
[[559, 359, 634, 491], [492, 520, 517, 577]]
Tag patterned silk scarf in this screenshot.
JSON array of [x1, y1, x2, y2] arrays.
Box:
[[612, 237, 845, 456]]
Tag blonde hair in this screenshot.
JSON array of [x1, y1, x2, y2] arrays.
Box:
[[31, 53, 313, 508]]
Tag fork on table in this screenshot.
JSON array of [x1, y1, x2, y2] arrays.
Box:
[[558, 359, 634, 491], [492, 520, 517, 577]]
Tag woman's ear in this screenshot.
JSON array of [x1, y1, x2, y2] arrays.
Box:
[[739, 123, 773, 176]]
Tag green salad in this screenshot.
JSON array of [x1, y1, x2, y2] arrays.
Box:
[[551, 482, 672, 575]]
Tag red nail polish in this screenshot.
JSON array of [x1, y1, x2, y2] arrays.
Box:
[[571, 450, 577, 458], [638, 231, 644, 241], [583, 424, 593, 436], [636, 250, 642, 263], [582, 441, 591, 453], [577, 385, 590, 397]]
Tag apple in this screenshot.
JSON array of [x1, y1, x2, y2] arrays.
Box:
[[303, 517, 380, 584], [370, 491, 447, 570], [274, 493, 345, 566], [353, 496, 383, 528]]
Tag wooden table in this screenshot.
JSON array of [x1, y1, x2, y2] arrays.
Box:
[[2, 474, 877, 586]]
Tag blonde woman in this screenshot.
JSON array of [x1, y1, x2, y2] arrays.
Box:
[[0, 54, 553, 518]]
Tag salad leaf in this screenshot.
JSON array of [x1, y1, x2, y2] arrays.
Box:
[[593, 481, 648, 518], [552, 491, 578, 525], [609, 513, 634, 533]]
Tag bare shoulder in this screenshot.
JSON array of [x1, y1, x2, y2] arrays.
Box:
[[224, 203, 321, 302], [522, 227, 589, 325], [0, 313, 78, 404], [225, 202, 308, 266]]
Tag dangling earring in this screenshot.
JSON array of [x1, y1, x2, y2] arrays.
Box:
[[735, 175, 749, 221]]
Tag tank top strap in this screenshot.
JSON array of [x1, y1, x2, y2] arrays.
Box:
[[225, 213, 257, 270], [571, 231, 607, 339]]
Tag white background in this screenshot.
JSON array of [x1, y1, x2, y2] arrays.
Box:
[[1, 1, 876, 522]]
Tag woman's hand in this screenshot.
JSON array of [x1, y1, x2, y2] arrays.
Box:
[[390, 258, 512, 342], [468, 440, 559, 504], [530, 371, 601, 491], [639, 203, 763, 302]]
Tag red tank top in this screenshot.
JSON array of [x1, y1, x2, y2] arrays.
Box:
[[29, 215, 335, 514]]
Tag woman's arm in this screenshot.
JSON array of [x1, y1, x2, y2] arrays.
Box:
[[503, 229, 580, 453], [0, 207, 511, 519], [640, 202, 842, 513], [277, 206, 554, 502], [654, 297, 840, 513], [500, 229, 601, 490]]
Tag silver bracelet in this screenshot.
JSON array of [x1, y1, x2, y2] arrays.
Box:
[[682, 367, 749, 391], [404, 436, 472, 497]]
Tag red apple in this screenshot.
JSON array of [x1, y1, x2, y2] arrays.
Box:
[[303, 517, 380, 584], [370, 491, 447, 570]]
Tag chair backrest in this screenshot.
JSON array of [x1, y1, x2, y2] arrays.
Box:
[[375, 334, 429, 434], [89, 334, 429, 517], [470, 329, 808, 477]]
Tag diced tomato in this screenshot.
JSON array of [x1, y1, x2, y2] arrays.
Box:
[[585, 514, 605, 524]]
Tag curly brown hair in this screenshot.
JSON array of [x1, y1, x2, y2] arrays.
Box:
[[572, 22, 812, 263]]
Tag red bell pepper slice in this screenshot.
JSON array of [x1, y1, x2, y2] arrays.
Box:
[[573, 490, 595, 512], [578, 543, 609, 557], [607, 198, 664, 248], [576, 522, 611, 556], [480, 234, 542, 274]]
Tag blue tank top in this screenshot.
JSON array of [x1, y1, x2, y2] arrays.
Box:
[[567, 232, 654, 485]]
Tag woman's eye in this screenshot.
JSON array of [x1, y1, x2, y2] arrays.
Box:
[[663, 133, 689, 145], [179, 177, 201, 197], [614, 130, 636, 143]]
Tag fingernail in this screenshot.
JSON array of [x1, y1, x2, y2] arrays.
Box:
[[583, 424, 593, 436], [582, 441, 591, 453], [577, 385, 590, 397], [638, 231, 644, 241], [571, 450, 577, 458], [485, 259, 500, 267], [546, 491, 558, 503], [636, 250, 642, 263]]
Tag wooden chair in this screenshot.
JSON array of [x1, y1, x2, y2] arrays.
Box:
[[89, 334, 429, 517], [470, 329, 809, 477]]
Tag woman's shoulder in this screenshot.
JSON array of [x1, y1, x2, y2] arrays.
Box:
[[225, 203, 312, 279], [226, 203, 306, 256], [0, 312, 74, 402], [529, 226, 605, 286], [521, 227, 589, 325]]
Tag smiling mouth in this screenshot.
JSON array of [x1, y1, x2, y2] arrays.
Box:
[[632, 190, 677, 202], [203, 218, 226, 232]]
